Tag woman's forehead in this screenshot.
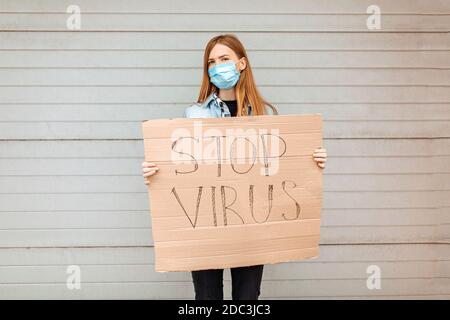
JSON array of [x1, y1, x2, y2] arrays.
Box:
[[208, 44, 235, 59]]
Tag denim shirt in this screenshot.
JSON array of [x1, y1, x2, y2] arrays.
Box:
[[184, 91, 273, 119]]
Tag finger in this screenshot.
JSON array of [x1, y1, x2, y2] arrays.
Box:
[[143, 167, 159, 173], [313, 154, 327, 158], [143, 170, 158, 178], [142, 161, 157, 167], [318, 162, 325, 168], [143, 164, 158, 169], [314, 158, 327, 163]]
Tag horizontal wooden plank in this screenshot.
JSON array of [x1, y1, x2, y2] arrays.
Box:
[[0, 139, 447, 157], [0, 156, 447, 175], [1, 51, 449, 68], [1, 104, 450, 121], [1, 0, 449, 14], [0, 174, 448, 193], [0, 86, 448, 104], [1, 120, 448, 139], [2, 244, 448, 264], [0, 278, 448, 299], [1, 69, 449, 86], [1, 13, 450, 32], [0, 222, 445, 247], [0, 208, 443, 230], [1, 122, 448, 139], [1, 261, 448, 284], [1, 191, 447, 211], [1, 32, 449, 50], [1, 104, 450, 122]]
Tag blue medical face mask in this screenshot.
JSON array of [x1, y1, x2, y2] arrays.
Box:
[[208, 60, 241, 89]]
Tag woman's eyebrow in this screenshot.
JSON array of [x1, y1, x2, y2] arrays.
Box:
[[208, 54, 229, 61]]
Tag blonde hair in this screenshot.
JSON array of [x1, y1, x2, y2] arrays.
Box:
[[196, 33, 278, 116]]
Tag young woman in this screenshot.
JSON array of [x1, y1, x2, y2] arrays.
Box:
[[142, 34, 327, 300]]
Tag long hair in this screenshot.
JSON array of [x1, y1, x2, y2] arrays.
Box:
[[196, 34, 278, 116]]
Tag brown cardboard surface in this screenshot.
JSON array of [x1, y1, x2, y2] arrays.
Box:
[[142, 114, 323, 272]]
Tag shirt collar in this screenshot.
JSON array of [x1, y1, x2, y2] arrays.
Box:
[[200, 91, 252, 116]]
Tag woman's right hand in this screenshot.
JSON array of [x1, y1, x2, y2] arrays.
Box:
[[142, 161, 159, 185]]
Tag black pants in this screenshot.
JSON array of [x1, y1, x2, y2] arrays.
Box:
[[191, 265, 264, 300]]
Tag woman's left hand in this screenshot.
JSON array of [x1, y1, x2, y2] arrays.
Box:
[[312, 146, 327, 169]]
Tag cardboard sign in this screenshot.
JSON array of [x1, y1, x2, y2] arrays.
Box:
[[142, 114, 323, 272]]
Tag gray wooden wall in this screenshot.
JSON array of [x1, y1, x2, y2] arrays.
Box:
[[0, 0, 449, 299]]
